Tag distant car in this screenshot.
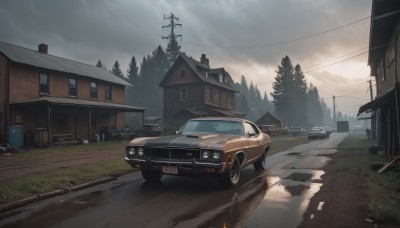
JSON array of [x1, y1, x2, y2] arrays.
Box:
[[143, 124, 161, 137], [125, 117, 271, 188], [324, 126, 332, 137], [308, 127, 328, 140], [288, 127, 302, 136]]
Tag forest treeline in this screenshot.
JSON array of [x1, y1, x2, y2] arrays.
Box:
[[97, 35, 357, 129]]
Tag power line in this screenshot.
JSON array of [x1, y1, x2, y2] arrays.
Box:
[[305, 50, 368, 73], [305, 47, 368, 70], [182, 16, 370, 49]]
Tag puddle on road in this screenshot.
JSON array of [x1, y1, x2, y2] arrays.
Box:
[[174, 175, 280, 228], [284, 172, 313, 182]]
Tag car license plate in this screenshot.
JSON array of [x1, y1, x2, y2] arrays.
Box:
[[162, 165, 178, 174]]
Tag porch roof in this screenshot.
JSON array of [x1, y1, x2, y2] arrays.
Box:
[[357, 83, 399, 115], [10, 97, 145, 112]]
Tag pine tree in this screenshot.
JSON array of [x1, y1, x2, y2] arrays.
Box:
[[111, 61, 124, 79], [96, 60, 103, 68], [307, 84, 323, 126], [165, 29, 181, 66], [292, 64, 308, 127], [126, 56, 139, 84], [270, 55, 294, 126]]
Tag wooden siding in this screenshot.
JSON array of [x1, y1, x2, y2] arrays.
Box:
[[162, 60, 201, 86], [8, 63, 125, 104]]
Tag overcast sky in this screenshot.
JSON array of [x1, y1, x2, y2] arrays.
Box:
[[0, 0, 372, 117]]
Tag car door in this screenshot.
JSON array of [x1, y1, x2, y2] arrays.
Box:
[[243, 122, 263, 162]]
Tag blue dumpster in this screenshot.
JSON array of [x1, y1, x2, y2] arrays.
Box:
[[9, 125, 24, 150]]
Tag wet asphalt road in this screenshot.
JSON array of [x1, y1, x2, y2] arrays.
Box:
[[0, 133, 347, 228]]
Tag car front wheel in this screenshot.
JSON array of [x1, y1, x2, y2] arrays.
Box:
[[219, 156, 241, 189], [253, 151, 266, 171], [141, 170, 163, 182]]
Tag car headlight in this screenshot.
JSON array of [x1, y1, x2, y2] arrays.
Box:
[[127, 147, 136, 156], [212, 151, 221, 160], [137, 147, 144, 157], [202, 150, 210, 159]]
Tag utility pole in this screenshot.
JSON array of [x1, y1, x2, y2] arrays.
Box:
[[162, 12, 182, 41], [333, 96, 336, 125]]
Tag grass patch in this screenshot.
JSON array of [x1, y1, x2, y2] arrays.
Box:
[[267, 135, 308, 156], [0, 158, 132, 204], [336, 133, 400, 224]]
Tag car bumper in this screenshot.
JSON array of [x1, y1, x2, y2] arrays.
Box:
[[124, 157, 227, 175]]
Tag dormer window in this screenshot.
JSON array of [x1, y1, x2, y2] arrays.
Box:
[[219, 74, 223, 83], [205, 70, 208, 78]]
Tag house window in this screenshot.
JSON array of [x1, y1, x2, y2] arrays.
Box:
[[219, 74, 223, 83], [180, 70, 186, 79], [105, 85, 112, 101], [90, 82, 98, 99], [205, 70, 208, 78], [39, 73, 49, 94], [69, 78, 77, 97], [209, 87, 214, 103], [57, 112, 68, 129], [91, 113, 96, 129], [180, 88, 188, 101]]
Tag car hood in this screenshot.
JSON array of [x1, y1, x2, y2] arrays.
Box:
[[129, 132, 241, 149]]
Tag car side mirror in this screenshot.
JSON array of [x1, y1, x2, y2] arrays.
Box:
[[247, 132, 255, 138]]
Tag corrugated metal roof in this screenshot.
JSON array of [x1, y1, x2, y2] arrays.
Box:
[[10, 96, 145, 112], [0, 41, 130, 86]]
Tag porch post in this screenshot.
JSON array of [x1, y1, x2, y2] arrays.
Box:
[[88, 110, 91, 142], [47, 105, 51, 144]]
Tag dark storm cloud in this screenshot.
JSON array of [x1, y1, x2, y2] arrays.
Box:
[[0, 0, 372, 115]]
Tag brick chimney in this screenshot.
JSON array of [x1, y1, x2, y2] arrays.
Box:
[[38, 43, 48, 54], [200, 54, 209, 67]]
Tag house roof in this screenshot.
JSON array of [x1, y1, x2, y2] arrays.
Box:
[[255, 112, 282, 125], [10, 97, 145, 112], [0, 41, 130, 86], [160, 52, 237, 92], [368, 0, 400, 73]]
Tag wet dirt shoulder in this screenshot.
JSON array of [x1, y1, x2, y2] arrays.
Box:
[[299, 154, 374, 228]]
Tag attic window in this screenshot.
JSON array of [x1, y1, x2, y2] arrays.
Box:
[[205, 70, 208, 78], [219, 74, 223, 83], [180, 70, 186, 79]]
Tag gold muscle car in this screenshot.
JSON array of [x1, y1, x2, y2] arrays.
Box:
[[125, 117, 272, 188]]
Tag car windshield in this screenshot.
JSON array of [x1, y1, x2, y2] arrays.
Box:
[[311, 127, 323, 131], [179, 120, 243, 136]]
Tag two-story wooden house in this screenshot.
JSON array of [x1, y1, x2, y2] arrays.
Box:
[[160, 53, 243, 132], [358, 0, 400, 156], [0, 41, 145, 148]]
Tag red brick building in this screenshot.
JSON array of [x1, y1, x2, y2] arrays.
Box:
[[0, 41, 144, 147], [160, 53, 243, 132]]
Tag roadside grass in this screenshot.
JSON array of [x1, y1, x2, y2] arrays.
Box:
[[0, 135, 307, 206], [267, 134, 308, 156], [336, 133, 400, 224], [0, 158, 132, 204], [7, 141, 128, 159]]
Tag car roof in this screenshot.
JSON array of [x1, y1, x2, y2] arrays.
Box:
[[190, 117, 245, 122]]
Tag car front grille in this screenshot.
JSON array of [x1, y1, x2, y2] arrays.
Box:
[[144, 147, 201, 160]]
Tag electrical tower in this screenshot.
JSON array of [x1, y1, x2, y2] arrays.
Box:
[[162, 12, 182, 41]]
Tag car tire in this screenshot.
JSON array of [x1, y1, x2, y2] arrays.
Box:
[[141, 170, 163, 182], [253, 151, 266, 171], [219, 156, 241, 189]]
